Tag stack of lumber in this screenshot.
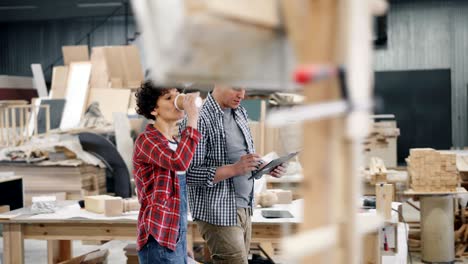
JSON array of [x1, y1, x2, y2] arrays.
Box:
[[363, 121, 400, 168], [0, 164, 105, 205], [89, 45, 144, 89], [408, 221, 421, 252], [86, 45, 143, 123], [50, 45, 143, 126], [406, 148, 460, 192]]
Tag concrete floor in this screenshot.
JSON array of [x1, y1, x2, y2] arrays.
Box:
[[0, 239, 131, 264], [0, 237, 467, 264]]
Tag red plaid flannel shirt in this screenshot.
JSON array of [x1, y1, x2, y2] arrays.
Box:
[[133, 124, 200, 251]]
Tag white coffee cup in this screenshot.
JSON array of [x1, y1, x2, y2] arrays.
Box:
[[174, 94, 202, 111]]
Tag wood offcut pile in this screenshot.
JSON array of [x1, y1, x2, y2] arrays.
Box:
[[369, 157, 387, 184], [364, 121, 400, 149], [406, 148, 460, 192], [363, 121, 400, 168]]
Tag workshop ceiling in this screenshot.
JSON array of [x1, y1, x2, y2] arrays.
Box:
[[0, 0, 131, 22]]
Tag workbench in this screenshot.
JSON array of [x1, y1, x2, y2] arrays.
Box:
[[0, 200, 301, 264]]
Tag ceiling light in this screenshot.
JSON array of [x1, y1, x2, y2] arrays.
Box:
[[77, 2, 122, 8], [0, 5, 37, 10]]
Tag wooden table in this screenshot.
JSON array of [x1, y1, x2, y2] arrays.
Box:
[[1, 201, 301, 264]]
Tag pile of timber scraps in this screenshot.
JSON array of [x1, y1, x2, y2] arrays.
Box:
[[369, 157, 387, 184], [363, 121, 400, 150]]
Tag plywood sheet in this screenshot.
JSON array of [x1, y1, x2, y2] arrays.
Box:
[[103, 47, 125, 88], [31, 64, 48, 98], [122, 46, 144, 89], [50, 66, 69, 99], [87, 88, 131, 123], [62, 45, 89, 65], [60, 62, 92, 129], [89, 47, 110, 89]]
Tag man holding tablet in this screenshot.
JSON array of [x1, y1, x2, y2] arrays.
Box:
[[180, 85, 287, 264]]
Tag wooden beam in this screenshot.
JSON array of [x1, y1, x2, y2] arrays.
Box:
[[47, 240, 72, 264], [376, 183, 393, 221], [23, 223, 136, 240], [281, 0, 343, 263], [363, 232, 380, 264], [3, 224, 24, 264]]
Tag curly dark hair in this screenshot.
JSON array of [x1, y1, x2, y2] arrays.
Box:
[[135, 81, 175, 120]]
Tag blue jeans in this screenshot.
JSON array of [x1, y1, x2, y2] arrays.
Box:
[[138, 174, 188, 264]]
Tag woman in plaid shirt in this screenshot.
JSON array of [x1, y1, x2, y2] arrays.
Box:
[[133, 81, 201, 264]]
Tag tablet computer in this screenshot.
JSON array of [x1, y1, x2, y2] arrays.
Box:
[[249, 151, 300, 180], [261, 210, 294, 219]]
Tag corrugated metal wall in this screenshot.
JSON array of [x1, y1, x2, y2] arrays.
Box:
[[0, 1, 466, 146], [375, 0, 468, 147], [0, 16, 136, 81]]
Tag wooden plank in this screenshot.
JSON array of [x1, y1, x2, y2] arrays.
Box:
[[11, 107, 16, 145], [3, 224, 12, 263], [89, 47, 110, 89], [62, 45, 89, 66], [249, 121, 262, 156], [122, 46, 144, 89], [24, 107, 30, 143], [86, 88, 131, 123], [50, 66, 69, 99], [376, 183, 393, 221], [33, 103, 38, 136], [259, 100, 266, 156], [4, 107, 10, 146], [103, 47, 126, 88], [363, 232, 380, 264], [60, 62, 92, 130], [23, 223, 136, 240], [259, 242, 275, 259], [31, 64, 48, 98], [281, 1, 343, 263], [9, 224, 24, 264], [19, 107, 24, 144]]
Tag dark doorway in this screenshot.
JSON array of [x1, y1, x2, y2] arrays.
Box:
[[374, 69, 452, 164]]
